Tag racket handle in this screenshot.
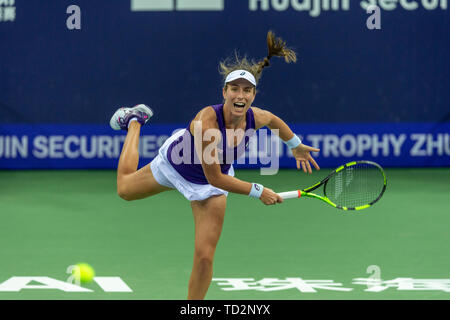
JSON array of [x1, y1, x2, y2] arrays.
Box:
[[278, 190, 302, 199]]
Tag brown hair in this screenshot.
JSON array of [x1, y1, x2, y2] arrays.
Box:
[[219, 30, 297, 87]]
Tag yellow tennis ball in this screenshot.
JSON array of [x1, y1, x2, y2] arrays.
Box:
[[72, 263, 95, 283]]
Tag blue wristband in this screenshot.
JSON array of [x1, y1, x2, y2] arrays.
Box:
[[249, 183, 264, 198], [285, 135, 302, 149]]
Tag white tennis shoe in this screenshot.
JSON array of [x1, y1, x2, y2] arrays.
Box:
[[109, 104, 154, 131]]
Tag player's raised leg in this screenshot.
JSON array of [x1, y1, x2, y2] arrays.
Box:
[[110, 104, 171, 201], [188, 195, 227, 300]]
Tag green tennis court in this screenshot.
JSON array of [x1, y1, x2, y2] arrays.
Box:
[[0, 168, 449, 300]]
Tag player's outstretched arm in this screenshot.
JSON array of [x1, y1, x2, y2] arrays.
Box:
[[252, 107, 320, 174], [203, 166, 282, 205]]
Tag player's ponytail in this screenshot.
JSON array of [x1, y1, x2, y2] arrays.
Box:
[[256, 30, 297, 75], [219, 30, 297, 87]]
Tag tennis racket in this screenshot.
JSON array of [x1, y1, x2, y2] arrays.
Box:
[[278, 160, 387, 211]]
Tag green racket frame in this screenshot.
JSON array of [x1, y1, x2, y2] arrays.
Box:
[[278, 160, 387, 211]]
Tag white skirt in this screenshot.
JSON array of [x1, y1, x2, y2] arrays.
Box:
[[150, 129, 234, 201]]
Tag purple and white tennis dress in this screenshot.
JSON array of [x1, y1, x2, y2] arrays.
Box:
[[150, 104, 256, 201]]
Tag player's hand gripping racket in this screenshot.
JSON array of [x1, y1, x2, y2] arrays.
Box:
[[278, 161, 387, 211]]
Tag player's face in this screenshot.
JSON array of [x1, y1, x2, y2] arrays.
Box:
[[223, 79, 256, 116]]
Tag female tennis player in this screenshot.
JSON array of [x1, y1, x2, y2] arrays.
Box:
[[109, 31, 320, 300]]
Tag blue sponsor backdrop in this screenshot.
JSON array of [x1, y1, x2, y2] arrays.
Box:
[[1, 123, 449, 169], [0, 0, 449, 168]]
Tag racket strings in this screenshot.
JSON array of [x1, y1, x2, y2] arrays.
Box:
[[325, 163, 385, 208]]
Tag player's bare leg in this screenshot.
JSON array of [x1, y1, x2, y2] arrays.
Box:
[[188, 195, 227, 300], [111, 105, 171, 200], [117, 121, 141, 177]]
